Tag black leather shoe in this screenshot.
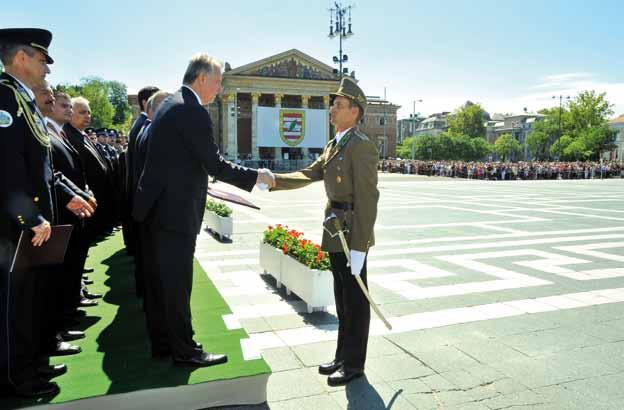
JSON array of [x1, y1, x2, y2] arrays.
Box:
[[83, 279, 94, 285], [194, 341, 203, 350], [13, 378, 59, 397], [83, 267, 94, 273], [84, 291, 102, 300], [60, 330, 85, 341], [79, 298, 98, 307], [318, 359, 344, 375], [327, 367, 364, 386], [173, 351, 228, 367], [38, 363, 67, 379], [49, 342, 82, 356]]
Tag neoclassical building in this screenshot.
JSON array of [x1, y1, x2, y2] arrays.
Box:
[[129, 49, 399, 161]]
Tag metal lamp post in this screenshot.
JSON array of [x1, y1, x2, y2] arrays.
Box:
[[411, 99, 423, 159], [552, 95, 570, 160], [328, 2, 354, 77]]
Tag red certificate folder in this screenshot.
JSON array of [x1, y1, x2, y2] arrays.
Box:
[[207, 187, 260, 210], [10, 224, 74, 272]]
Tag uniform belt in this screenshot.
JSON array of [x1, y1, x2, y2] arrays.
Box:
[[330, 201, 353, 210]]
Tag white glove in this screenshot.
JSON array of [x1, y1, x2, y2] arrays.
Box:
[[350, 250, 366, 276], [256, 168, 275, 190]]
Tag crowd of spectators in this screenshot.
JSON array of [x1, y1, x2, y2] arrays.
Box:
[[379, 160, 624, 180]]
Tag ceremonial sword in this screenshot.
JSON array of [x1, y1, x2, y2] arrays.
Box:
[[324, 214, 392, 330]]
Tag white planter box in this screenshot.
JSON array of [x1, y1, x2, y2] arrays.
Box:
[[259, 241, 283, 286], [205, 212, 233, 240], [280, 254, 334, 313]]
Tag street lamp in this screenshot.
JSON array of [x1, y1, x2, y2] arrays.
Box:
[[552, 95, 570, 160], [411, 99, 423, 159], [328, 2, 354, 77]]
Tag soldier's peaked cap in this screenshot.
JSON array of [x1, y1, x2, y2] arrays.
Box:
[[0, 28, 54, 64], [330, 76, 366, 115]]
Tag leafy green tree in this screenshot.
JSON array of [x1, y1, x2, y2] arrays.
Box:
[[396, 136, 417, 159], [470, 137, 493, 161], [494, 133, 521, 161], [549, 134, 573, 159], [568, 90, 614, 132], [448, 102, 487, 138], [108, 81, 132, 126], [563, 138, 591, 161]]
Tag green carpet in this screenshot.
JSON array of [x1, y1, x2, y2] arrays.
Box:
[[2, 232, 270, 409]]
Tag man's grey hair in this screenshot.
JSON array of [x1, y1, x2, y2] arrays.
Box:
[[0, 43, 36, 66], [71, 96, 90, 107], [182, 53, 222, 85], [147, 90, 171, 114]]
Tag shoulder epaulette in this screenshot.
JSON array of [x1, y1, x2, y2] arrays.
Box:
[[353, 129, 370, 141]]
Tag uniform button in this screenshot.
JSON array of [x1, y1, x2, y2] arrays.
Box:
[[33, 197, 39, 202], [337, 176, 342, 183]]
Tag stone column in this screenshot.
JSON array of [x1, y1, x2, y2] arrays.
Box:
[[222, 93, 237, 161], [274, 93, 284, 159], [301, 95, 310, 159], [251, 92, 261, 160]]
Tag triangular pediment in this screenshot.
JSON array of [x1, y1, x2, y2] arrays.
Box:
[[225, 49, 339, 81]]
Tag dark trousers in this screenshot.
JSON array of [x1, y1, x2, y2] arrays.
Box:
[[142, 221, 197, 359], [0, 237, 38, 387], [329, 252, 370, 371], [132, 221, 144, 297], [58, 225, 89, 317]]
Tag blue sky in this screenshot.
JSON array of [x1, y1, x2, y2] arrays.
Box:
[[3, 0, 623, 118]]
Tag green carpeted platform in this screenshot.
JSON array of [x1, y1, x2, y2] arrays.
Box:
[[2, 232, 270, 410]]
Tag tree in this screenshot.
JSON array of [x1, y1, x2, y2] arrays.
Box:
[[494, 133, 521, 161], [108, 81, 132, 126], [568, 90, 614, 132], [470, 137, 493, 161], [396, 136, 417, 159], [448, 102, 487, 138]]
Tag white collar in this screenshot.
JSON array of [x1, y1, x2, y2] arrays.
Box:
[[45, 117, 63, 135], [5, 72, 35, 101], [182, 85, 202, 105], [335, 127, 352, 145]]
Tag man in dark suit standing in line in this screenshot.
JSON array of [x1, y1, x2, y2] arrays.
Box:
[[123, 86, 159, 255], [133, 53, 272, 367]]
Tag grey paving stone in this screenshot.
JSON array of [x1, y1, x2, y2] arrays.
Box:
[[497, 326, 604, 357], [479, 389, 547, 410], [366, 354, 435, 381], [267, 368, 326, 402], [330, 378, 417, 410], [269, 394, 342, 410], [407, 345, 481, 373], [367, 336, 405, 357], [265, 313, 309, 331], [261, 347, 302, 372], [453, 338, 529, 364], [291, 341, 337, 367]]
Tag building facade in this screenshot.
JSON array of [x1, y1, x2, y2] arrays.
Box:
[[413, 112, 450, 137], [129, 49, 401, 162], [607, 114, 624, 161], [486, 113, 544, 160]]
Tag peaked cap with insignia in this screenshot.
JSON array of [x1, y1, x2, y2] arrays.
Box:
[[330, 76, 367, 115], [0, 28, 54, 64]]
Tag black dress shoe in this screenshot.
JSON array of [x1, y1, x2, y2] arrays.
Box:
[[319, 359, 344, 375], [38, 363, 67, 379], [83, 267, 94, 273], [173, 351, 228, 367], [13, 378, 59, 397], [60, 330, 85, 341], [84, 291, 102, 299], [194, 341, 203, 350], [83, 279, 94, 285], [49, 342, 82, 356], [79, 298, 98, 307], [327, 367, 364, 386]]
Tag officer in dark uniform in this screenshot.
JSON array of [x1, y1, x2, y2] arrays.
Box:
[[271, 77, 380, 386], [0, 28, 94, 397]]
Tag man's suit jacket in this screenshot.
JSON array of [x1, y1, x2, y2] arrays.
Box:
[[63, 123, 111, 198], [131, 119, 151, 197], [133, 87, 257, 235], [126, 112, 148, 195], [47, 122, 90, 224]]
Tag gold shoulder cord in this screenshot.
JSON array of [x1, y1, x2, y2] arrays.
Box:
[[0, 79, 51, 148]]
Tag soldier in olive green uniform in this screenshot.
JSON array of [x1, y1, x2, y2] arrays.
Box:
[[272, 77, 379, 386]]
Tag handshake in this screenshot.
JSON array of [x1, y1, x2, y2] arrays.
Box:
[[256, 168, 276, 190]]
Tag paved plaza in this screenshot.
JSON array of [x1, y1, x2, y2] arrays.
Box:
[[196, 174, 624, 410]]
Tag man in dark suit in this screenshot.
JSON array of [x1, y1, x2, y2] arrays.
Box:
[[124, 86, 159, 255], [133, 54, 271, 367], [64, 99, 114, 238]]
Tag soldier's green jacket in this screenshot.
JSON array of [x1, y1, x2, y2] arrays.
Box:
[[273, 127, 379, 253]]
